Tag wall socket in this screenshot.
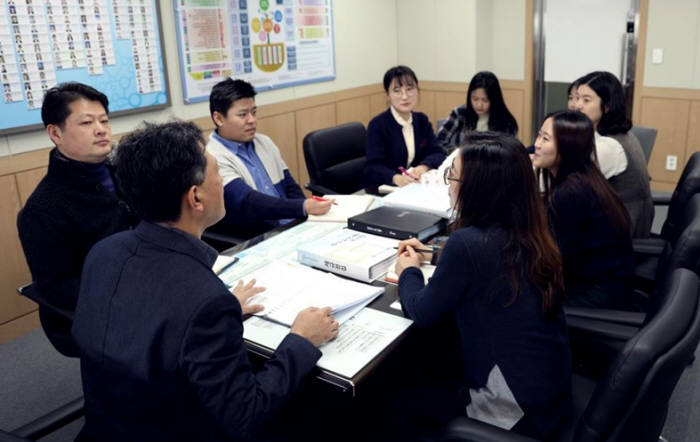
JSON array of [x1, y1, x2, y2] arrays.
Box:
[[666, 155, 678, 171]]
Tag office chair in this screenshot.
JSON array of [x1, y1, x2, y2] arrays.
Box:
[[17, 283, 79, 358], [629, 125, 657, 165], [566, 193, 700, 376], [634, 151, 700, 280], [442, 267, 700, 442], [302, 122, 367, 195]]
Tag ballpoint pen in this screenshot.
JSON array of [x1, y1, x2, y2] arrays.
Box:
[[215, 256, 239, 276], [311, 195, 338, 205], [398, 166, 418, 180]]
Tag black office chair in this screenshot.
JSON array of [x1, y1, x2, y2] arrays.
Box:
[[442, 267, 700, 442], [629, 125, 657, 165], [566, 193, 700, 376], [0, 397, 84, 442], [302, 122, 367, 195], [17, 283, 79, 358], [634, 151, 700, 280]]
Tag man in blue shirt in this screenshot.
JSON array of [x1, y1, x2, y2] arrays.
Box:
[[72, 120, 338, 441], [206, 78, 332, 239]]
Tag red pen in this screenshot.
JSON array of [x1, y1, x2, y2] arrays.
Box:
[[398, 166, 418, 180], [311, 196, 338, 205]]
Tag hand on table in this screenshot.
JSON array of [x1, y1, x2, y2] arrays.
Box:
[[231, 279, 266, 315], [291, 306, 339, 347]]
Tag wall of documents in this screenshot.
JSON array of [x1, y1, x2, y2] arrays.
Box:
[[173, 0, 335, 103], [0, 0, 169, 135]]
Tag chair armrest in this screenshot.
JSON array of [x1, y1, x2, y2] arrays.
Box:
[[12, 397, 84, 440], [651, 191, 672, 205], [201, 230, 244, 247], [0, 431, 29, 442], [633, 237, 666, 256], [305, 182, 337, 196], [565, 307, 645, 327], [17, 283, 74, 320], [441, 417, 539, 442], [566, 316, 638, 341]]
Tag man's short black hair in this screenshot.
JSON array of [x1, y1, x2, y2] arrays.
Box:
[[115, 121, 206, 223], [209, 78, 256, 121], [41, 82, 109, 128]]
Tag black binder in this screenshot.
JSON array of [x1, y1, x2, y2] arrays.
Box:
[[347, 206, 446, 241]]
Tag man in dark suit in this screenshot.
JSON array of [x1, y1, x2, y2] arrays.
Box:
[[72, 121, 338, 441]]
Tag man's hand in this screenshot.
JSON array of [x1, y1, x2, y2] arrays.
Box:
[[290, 306, 339, 347], [392, 173, 416, 187], [304, 198, 333, 215], [230, 279, 265, 315]]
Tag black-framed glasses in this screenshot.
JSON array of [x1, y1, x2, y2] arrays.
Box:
[[443, 166, 462, 185]]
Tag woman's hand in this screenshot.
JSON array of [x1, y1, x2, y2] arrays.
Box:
[[392, 173, 416, 187], [410, 165, 430, 178], [397, 238, 431, 263], [395, 244, 422, 277], [231, 279, 266, 315]]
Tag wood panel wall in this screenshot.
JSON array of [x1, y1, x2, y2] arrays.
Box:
[[632, 0, 700, 192]]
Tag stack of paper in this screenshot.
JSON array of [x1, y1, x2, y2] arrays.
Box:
[[381, 182, 452, 218], [243, 308, 413, 378], [307, 194, 375, 222], [243, 260, 384, 326]]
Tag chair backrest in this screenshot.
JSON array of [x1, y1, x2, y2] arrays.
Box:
[[648, 194, 700, 321], [302, 122, 366, 195], [573, 267, 700, 442], [661, 151, 700, 242], [629, 125, 657, 164]]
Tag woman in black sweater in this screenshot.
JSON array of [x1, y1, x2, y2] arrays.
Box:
[[396, 133, 571, 440], [533, 110, 635, 309]]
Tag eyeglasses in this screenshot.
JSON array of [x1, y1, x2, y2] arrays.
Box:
[[389, 85, 417, 97], [443, 166, 462, 185]]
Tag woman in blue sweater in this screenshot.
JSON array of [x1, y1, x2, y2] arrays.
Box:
[[364, 65, 446, 190], [396, 134, 572, 440], [533, 110, 635, 309]]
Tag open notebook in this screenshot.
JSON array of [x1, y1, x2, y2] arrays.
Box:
[[243, 260, 384, 326], [307, 194, 375, 222]]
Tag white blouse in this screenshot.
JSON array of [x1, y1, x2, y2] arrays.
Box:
[[390, 105, 415, 167]]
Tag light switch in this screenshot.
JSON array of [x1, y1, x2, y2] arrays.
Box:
[[652, 48, 664, 64]]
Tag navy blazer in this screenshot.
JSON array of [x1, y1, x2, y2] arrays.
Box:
[[364, 109, 446, 187], [72, 221, 321, 442]]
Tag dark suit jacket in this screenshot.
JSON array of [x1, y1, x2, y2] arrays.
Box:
[[364, 109, 446, 188], [72, 221, 320, 441]]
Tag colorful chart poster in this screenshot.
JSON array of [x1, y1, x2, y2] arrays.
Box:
[[174, 0, 335, 103], [0, 0, 169, 135]]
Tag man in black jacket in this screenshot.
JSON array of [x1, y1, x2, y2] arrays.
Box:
[[17, 82, 137, 356], [72, 120, 338, 441]]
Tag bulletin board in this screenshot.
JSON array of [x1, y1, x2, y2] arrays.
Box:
[[0, 0, 169, 135], [173, 0, 335, 104]]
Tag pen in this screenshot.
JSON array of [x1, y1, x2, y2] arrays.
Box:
[[215, 256, 239, 275], [398, 166, 418, 180], [394, 246, 434, 254], [311, 195, 338, 205]]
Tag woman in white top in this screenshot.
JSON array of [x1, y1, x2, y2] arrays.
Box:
[[574, 71, 654, 238]]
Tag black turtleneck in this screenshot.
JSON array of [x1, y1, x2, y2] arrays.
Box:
[[17, 148, 138, 352]]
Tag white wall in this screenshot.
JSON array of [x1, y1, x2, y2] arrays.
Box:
[[0, 0, 399, 156], [396, 0, 478, 83], [644, 0, 700, 89], [396, 0, 525, 84], [544, 0, 631, 83]]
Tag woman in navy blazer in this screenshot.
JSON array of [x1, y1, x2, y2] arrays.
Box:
[[364, 65, 446, 190]]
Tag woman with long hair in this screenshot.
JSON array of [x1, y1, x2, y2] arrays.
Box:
[[436, 71, 518, 152], [575, 71, 653, 238], [364, 65, 446, 190], [533, 110, 635, 309], [395, 133, 571, 440]]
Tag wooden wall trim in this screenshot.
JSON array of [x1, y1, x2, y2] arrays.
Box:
[[632, 0, 649, 124], [638, 87, 700, 101], [0, 147, 52, 177]]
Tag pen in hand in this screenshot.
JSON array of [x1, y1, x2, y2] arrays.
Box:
[[393, 246, 433, 254], [398, 166, 418, 180], [311, 195, 338, 205]]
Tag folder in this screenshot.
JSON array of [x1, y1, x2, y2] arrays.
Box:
[[347, 206, 446, 242]]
